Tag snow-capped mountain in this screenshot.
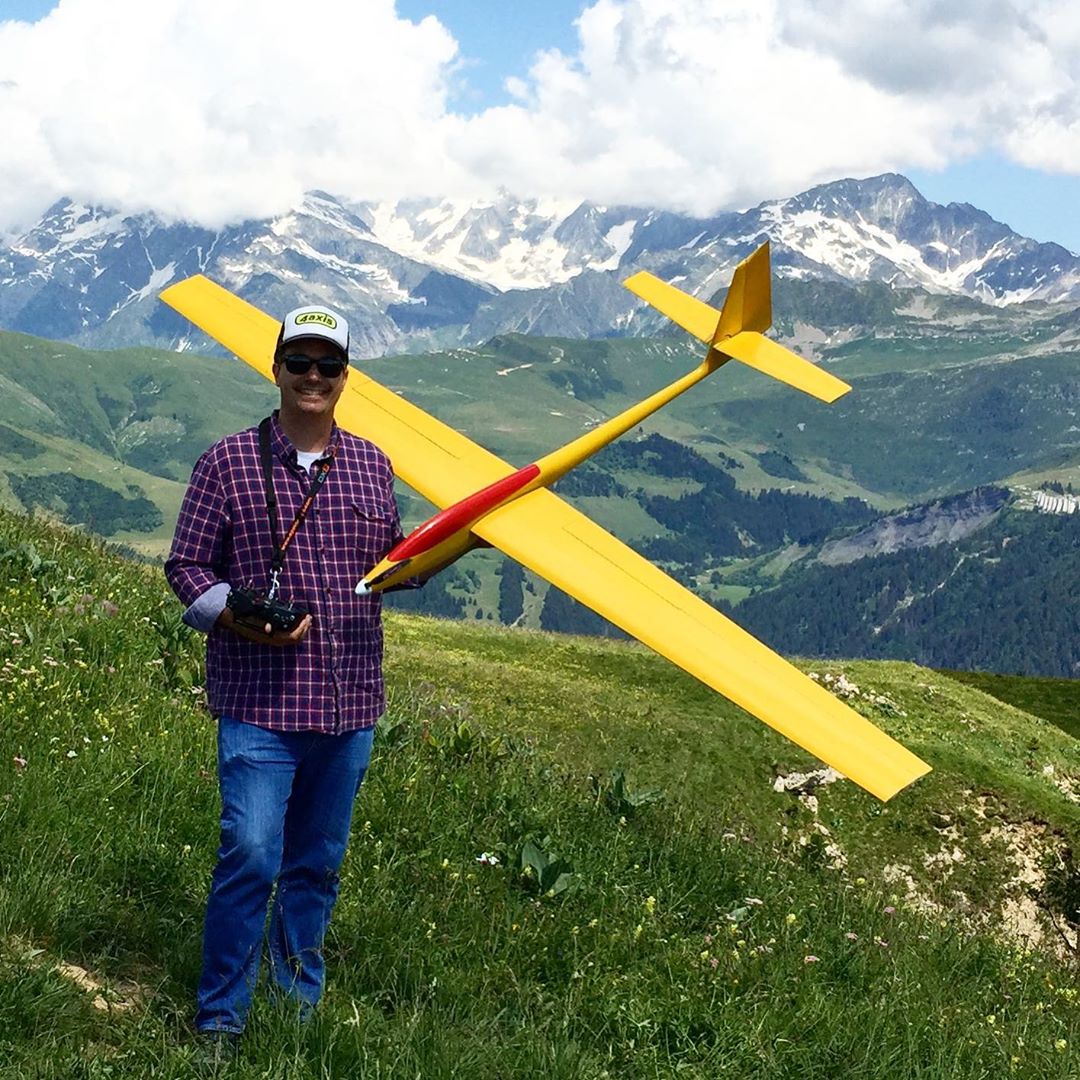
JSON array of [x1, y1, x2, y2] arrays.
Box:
[[357, 195, 643, 291], [1, 175, 1077, 357], [0, 193, 495, 357]]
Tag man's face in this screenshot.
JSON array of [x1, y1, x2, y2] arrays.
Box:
[[273, 337, 348, 420]]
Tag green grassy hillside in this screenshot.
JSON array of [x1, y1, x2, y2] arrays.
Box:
[[0, 330, 276, 554], [936, 669, 1080, 740], [2, 508, 1080, 1078]]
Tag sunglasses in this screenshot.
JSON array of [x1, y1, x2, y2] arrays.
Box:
[[281, 354, 347, 378]]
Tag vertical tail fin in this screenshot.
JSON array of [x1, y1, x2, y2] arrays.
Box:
[[622, 241, 773, 345], [715, 241, 772, 341]]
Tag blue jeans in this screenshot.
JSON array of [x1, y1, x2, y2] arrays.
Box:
[[195, 717, 374, 1034]]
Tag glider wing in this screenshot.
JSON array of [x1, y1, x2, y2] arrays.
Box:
[[159, 275, 516, 506], [472, 490, 930, 802]]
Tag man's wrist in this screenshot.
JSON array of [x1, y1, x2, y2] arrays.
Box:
[[184, 582, 232, 632]]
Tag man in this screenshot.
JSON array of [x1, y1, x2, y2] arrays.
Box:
[[165, 304, 406, 1041]]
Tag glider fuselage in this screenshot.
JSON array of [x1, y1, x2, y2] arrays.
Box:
[[355, 352, 722, 594]]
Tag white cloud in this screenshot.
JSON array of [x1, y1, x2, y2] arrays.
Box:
[[452, 0, 1080, 213], [0, 0, 466, 228], [1, 0, 1078, 231]]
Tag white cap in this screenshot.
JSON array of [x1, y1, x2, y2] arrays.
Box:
[[277, 305, 350, 360]]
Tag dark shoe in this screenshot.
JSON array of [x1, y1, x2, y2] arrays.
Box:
[[192, 1029, 241, 1072]]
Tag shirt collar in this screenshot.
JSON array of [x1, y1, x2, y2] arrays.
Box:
[[268, 411, 340, 464]]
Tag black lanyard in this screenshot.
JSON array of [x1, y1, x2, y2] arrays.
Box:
[[258, 417, 336, 599]]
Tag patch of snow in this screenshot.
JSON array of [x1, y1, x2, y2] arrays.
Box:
[[587, 219, 637, 272]]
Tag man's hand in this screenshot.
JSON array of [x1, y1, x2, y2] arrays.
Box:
[[216, 606, 313, 647]]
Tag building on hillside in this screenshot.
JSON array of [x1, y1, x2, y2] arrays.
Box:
[[1034, 490, 1079, 514]]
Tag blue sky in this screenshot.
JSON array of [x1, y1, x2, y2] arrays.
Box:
[[2, 0, 1078, 253]]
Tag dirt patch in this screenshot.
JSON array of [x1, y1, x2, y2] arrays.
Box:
[[5, 937, 149, 1014], [54, 960, 147, 1014]]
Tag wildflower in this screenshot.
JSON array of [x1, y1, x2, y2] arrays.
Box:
[[884, 906, 896, 916], [12, 756, 27, 769], [644, 896, 657, 916], [588, 918, 599, 929], [855, 877, 867, 887], [703, 933, 713, 945], [785, 913, 797, 925], [1055, 1039, 1068, 1053], [985, 1015, 996, 1026], [874, 937, 889, 948], [66, 749, 77, 759], [804, 955, 820, 964], [441, 858, 450, 869], [709, 957, 719, 969], [476, 852, 500, 867], [845, 932, 858, 941], [745, 897, 763, 906], [699, 950, 710, 961], [633, 924, 643, 940]]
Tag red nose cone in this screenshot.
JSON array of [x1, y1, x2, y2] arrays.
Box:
[[388, 464, 541, 561]]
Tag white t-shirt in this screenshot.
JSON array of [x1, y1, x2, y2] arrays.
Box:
[[296, 450, 321, 473]]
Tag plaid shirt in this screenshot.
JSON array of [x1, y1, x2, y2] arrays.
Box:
[[165, 413, 405, 733]]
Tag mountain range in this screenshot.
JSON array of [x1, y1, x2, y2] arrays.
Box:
[[2, 174, 1079, 357]]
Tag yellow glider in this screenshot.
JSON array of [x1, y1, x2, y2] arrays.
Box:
[[159, 242, 931, 801]]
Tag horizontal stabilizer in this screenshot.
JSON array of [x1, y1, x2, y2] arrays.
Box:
[[720, 332, 851, 403], [622, 271, 721, 345]]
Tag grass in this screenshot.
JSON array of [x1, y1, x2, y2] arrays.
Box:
[[936, 669, 1080, 740], [2, 507, 1080, 1077]]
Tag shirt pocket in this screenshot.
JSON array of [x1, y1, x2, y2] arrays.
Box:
[[352, 501, 396, 569]]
